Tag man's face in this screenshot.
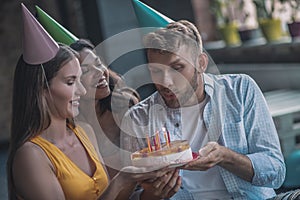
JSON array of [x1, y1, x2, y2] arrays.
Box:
[[147, 46, 202, 108]]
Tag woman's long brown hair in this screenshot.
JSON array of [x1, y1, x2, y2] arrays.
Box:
[[7, 44, 78, 199]]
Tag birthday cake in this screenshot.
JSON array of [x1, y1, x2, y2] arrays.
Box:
[[131, 140, 193, 167]]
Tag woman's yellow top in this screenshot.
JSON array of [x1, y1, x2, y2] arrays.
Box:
[[31, 126, 109, 200]]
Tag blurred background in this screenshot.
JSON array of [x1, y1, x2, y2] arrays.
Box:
[[1, 0, 300, 198]]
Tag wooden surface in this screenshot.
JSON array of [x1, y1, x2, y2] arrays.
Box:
[[264, 90, 300, 117], [264, 90, 300, 157]]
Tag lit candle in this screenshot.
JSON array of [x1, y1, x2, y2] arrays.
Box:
[[164, 132, 169, 148], [153, 136, 157, 151], [167, 129, 171, 145], [162, 127, 171, 147], [146, 135, 152, 152], [155, 131, 161, 150]]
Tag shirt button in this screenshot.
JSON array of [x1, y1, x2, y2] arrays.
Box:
[[96, 189, 100, 195], [93, 177, 97, 181]]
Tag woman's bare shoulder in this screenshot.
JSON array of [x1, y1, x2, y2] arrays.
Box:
[[12, 142, 64, 199], [13, 141, 53, 171]]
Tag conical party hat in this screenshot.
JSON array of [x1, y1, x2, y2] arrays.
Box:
[[132, 0, 173, 27], [22, 3, 59, 65], [35, 6, 78, 45]]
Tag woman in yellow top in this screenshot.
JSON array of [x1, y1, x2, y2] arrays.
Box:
[[7, 5, 172, 199]]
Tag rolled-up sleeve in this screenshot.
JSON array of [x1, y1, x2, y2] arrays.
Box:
[[243, 76, 286, 188]]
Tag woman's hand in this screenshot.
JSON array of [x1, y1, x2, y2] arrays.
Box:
[[118, 165, 172, 184], [99, 166, 172, 200], [140, 169, 181, 200]]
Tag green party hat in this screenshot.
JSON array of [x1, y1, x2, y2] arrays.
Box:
[[35, 6, 78, 45], [132, 0, 173, 27]]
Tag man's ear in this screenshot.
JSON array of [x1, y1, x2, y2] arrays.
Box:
[[198, 53, 208, 73]]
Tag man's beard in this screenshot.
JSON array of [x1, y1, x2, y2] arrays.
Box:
[[178, 68, 199, 106], [164, 68, 199, 108]]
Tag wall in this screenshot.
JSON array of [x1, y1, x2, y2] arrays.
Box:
[[0, 0, 85, 142], [206, 42, 300, 91]]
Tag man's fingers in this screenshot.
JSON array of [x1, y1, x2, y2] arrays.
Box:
[[199, 141, 218, 157], [180, 156, 212, 171]]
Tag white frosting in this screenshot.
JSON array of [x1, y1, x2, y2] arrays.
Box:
[[132, 147, 193, 167]]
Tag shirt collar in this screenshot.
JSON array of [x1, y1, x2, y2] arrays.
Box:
[[203, 73, 215, 97]]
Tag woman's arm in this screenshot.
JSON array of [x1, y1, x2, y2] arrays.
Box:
[[13, 142, 65, 200], [98, 166, 172, 200]]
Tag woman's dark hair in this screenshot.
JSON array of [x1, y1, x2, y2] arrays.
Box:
[[70, 39, 95, 52], [98, 70, 122, 115], [97, 70, 140, 116], [70, 39, 140, 115], [7, 44, 78, 199], [70, 39, 108, 67]]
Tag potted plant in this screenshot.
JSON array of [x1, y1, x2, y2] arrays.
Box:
[[236, 0, 260, 42], [252, 0, 284, 42], [279, 0, 300, 39], [210, 0, 242, 46]]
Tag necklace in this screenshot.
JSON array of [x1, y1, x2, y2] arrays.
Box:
[[44, 126, 78, 153], [65, 126, 77, 148]]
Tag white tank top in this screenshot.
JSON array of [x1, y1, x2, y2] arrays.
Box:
[[181, 96, 232, 199]]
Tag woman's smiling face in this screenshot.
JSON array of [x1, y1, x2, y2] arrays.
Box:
[[46, 57, 86, 119], [78, 48, 110, 100]]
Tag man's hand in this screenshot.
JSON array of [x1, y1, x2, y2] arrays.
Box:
[[180, 141, 254, 182], [140, 169, 181, 200], [181, 142, 223, 171]]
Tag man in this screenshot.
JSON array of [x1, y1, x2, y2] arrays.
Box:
[[121, 20, 285, 199]]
